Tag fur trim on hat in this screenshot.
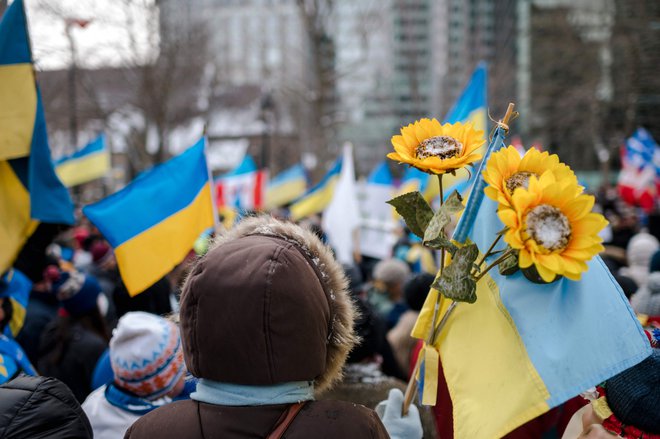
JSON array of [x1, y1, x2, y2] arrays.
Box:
[[209, 215, 358, 394]]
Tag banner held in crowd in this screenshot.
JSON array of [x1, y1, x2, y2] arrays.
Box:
[[0, 0, 74, 273], [359, 161, 398, 260], [55, 135, 111, 187], [215, 155, 266, 213], [84, 138, 214, 296], [323, 143, 360, 265]]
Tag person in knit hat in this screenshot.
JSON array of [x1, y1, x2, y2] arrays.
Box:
[[367, 258, 411, 328], [619, 232, 659, 289], [630, 249, 660, 317], [125, 216, 422, 439], [37, 270, 109, 402], [82, 312, 186, 439], [563, 347, 660, 438]]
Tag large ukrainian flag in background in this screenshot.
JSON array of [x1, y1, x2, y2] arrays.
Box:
[[0, 0, 74, 273], [84, 139, 213, 296], [412, 124, 652, 438]]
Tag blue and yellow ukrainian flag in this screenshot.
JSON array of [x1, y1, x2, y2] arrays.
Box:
[[289, 158, 341, 221], [83, 139, 214, 296], [0, 0, 74, 273], [412, 125, 652, 439], [265, 163, 307, 210], [55, 135, 110, 187]]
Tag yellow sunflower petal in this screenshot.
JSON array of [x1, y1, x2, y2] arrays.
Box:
[[537, 253, 563, 273], [498, 208, 518, 228], [535, 262, 557, 282], [387, 152, 404, 162], [563, 195, 595, 221], [563, 270, 582, 281], [519, 249, 534, 268]]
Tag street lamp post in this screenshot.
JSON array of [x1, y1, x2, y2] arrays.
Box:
[[64, 18, 90, 155], [259, 92, 275, 170]]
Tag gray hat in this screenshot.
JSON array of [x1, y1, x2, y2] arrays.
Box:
[[373, 259, 410, 284]]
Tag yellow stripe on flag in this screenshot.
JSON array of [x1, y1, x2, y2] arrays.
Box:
[[0, 64, 36, 160], [266, 179, 306, 210], [114, 183, 214, 296], [435, 271, 550, 439], [0, 161, 38, 272], [56, 150, 110, 187]]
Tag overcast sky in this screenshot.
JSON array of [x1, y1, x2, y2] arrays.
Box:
[[23, 0, 154, 70]]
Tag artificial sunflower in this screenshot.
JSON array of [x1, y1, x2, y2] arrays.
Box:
[[484, 146, 580, 209], [388, 118, 485, 175], [498, 171, 608, 282]]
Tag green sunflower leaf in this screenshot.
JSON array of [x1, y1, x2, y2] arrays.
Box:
[[432, 243, 479, 303], [423, 190, 464, 244], [387, 191, 434, 239]]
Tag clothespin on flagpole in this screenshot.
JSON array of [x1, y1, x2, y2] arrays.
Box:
[[202, 123, 223, 235], [401, 103, 517, 417]]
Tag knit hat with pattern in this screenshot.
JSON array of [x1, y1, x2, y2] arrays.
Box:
[[110, 312, 185, 400], [606, 349, 660, 434]]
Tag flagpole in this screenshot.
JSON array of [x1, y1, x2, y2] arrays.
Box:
[[203, 135, 222, 234]]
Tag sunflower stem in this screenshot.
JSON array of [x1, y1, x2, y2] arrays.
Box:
[[475, 234, 503, 270], [438, 174, 445, 276], [474, 248, 516, 282]]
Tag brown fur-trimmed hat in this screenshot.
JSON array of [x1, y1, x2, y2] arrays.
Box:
[[179, 216, 357, 393]]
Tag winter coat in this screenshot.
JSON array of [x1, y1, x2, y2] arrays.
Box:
[[0, 375, 93, 438], [123, 216, 389, 438], [631, 271, 660, 317], [14, 291, 58, 364], [126, 399, 388, 438], [37, 320, 107, 402], [83, 384, 172, 439]]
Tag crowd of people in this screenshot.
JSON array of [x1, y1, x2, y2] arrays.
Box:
[[0, 188, 658, 438]]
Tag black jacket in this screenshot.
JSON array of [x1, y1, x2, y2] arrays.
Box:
[[0, 375, 93, 439]]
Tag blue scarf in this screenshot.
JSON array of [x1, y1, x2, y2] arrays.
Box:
[[191, 379, 315, 406], [104, 383, 170, 415]]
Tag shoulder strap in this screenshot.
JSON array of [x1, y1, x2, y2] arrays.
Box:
[[266, 401, 307, 439]]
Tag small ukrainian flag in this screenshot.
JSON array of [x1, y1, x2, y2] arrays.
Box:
[[265, 163, 307, 210], [55, 135, 111, 187], [289, 158, 341, 221], [83, 139, 214, 296]]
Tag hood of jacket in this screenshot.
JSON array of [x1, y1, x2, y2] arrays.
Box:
[[0, 375, 93, 439], [180, 216, 357, 394]]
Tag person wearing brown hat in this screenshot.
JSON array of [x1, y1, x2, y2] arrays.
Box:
[[125, 216, 422, 438]]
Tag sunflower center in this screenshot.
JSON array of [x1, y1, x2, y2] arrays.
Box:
[[525, 204, 571, 252], [506, 171, 536, 193], [415, 136, 463, 160]]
